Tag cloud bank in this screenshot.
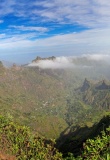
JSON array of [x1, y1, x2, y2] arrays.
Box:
[[0, 28, 110, 57], [84, 54, 110, 62], [28, 57, 74, 69], [28, 54, 110, 69]]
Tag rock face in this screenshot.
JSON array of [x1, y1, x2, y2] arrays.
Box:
[[80, 78, 91, 92], [96, 80, 110, 90], [32, 56, 56, 62]]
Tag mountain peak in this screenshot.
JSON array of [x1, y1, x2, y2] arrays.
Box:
[[80, 78, 91, 92], [32, 56, 56, 63], [96, 80, 110, 90]]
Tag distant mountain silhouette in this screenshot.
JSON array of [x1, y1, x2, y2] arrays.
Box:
[[80, 78, 91, 92], [32, 56, 56, 62], [96, 80, 110, 90]]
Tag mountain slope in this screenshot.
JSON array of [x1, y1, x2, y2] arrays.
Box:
[[0, 59, 110, 139]]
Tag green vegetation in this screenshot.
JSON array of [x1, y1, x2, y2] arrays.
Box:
[[64, 127, 110, 160], [0, 115, 109, 159], [82, 128, 110, 160], [57, 114, 110, 158], [0, 63, 109, 138], [0, 115, 62, 160], [0, 60, 110, 159]]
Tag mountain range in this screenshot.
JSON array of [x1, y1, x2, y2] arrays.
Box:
[[0, 56, 110, 159]]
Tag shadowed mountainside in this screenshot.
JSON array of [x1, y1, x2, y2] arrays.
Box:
[[56, 115, 110, 157]]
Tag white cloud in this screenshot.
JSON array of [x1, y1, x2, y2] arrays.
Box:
[[0, 28, 110, 57], [28, 54, 110, 69], [0, 0, 110, 28], [31, 0, 110, 27], [0, 34, 6, 39], [0, 0, 15, 16], [0, 32, 38, 42], [10, 25, 48, 32], [0, 20, 4, 23], [0, 0, 110, 61], [84, 54, 110, 62], [28, 56, 75, 69]]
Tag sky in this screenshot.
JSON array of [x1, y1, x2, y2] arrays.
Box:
[[0, 0, 110, 64]]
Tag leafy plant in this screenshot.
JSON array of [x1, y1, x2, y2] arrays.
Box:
[[0, 115, 63, 160], [82, 128, 110, 160]]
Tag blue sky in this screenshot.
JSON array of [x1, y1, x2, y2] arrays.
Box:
[[0, 0, 110, 63]]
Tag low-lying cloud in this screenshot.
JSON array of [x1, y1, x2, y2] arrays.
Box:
[[28, 54, 110, 69], [83, 54, 110, 62], [28, 56, 75, 69]]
